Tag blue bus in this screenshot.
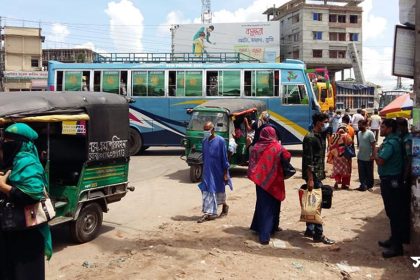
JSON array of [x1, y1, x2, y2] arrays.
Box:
[[48, 59, 320, 155]]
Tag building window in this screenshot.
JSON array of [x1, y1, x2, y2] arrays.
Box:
[[349, 33, 359, 41], [313, 31, 322, 40], [329, 14, 337, 22], [338, 15, 346, 23], [31, 57, 40, 67], [292, 14, 300, 24], [339, 33, 346, 41], [293, 49, 299, 59], [313, 49, 323, 58], [313, 13, 322, 21], [329, 50, 346, 58], [293, 32, 300, 42], [329, 32, 337, 41], [350, 15, 358, 23]]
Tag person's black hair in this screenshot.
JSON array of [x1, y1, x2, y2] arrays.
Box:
[[342, 114, 350, 124], [373, 108, 378, 114], [382, 118, 397, 133], [357, 108, 362, 114], [312, 112, 329, 126], [396, 117, 408, 133], [358, 119, 368, 126], [208, 25, 214, 31]]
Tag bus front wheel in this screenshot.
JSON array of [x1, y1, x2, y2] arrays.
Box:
[[129, 128, 143, 155], [190, 164, 202, 183]]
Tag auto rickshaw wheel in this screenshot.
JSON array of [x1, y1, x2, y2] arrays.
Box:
[[70, 202, 103, 243], [129, 127, 142, 155], [190, 164, 202, 183]]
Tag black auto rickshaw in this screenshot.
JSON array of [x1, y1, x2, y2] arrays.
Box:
[[0, 91, 134, 243], [182, 99, 266, 182]]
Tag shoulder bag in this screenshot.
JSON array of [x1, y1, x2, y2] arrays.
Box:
[[0, 188, 56, 231], [281, 148, 296, 179]]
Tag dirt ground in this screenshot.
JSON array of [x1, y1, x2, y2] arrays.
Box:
[[47, 150, 419, 280]]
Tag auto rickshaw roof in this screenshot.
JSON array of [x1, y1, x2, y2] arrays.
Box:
[[194, 99, 266, 116], [0, 91, 128, 120]]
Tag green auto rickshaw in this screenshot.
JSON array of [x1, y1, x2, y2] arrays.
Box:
[[182, 99, 266, 182], [0, 91, 134, 243]]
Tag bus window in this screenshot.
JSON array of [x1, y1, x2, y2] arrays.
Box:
[[256, 71, 273, 96], [274, 71, 279, 96], [220, 71, 240, 96], [168, 71, 176, 96], [132, 71, 147, 96], [282, 84, 308, 105], [148, 71, 164, 96], [176, 71, 185, 96], [82, 71, 90, 91], [206, 71, 219, 96], [120, 71, 128, 95], [64, 71, 82, 91], [244, 71, 255, 96], [185, 71, 202, 96], [94, 71, 101, 92], [102, 71, 120, 94], [56, 71, 63, 91]]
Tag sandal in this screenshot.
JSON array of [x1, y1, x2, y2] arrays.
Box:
[[197, 214, 216, 223], [341, 185, 350, 190], [333, 183, 339, 190], [219, 204, 229, 217]]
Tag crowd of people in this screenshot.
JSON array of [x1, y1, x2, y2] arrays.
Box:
[[197, 107, 413, 259]]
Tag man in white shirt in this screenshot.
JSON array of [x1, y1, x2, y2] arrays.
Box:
[[352, 109, 365, 147], [369, 109, 382, 140]]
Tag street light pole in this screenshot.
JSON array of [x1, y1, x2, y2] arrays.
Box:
[[170, 24, 179, 58]]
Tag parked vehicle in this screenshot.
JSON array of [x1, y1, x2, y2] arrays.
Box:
[[0, 91, 134, 243], [182, 99, 266, 182]]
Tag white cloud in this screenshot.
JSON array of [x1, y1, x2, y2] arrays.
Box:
[[362, 46, 395, 88], [105, 0, 144, 52], [361, 0, 387, 41], [158, 10, 192, 35], [50, 23, 70, 43]]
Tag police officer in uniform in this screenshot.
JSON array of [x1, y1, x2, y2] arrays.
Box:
[[373, 118, 404, 258]]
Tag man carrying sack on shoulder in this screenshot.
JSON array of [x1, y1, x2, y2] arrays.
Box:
[[301, 112, 334, 245]]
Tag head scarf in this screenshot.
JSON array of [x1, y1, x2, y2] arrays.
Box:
[[248, 126, 287, 201], [4, 123, 52, 259]]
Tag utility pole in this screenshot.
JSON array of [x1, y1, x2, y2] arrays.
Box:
[[416, 0, 420, 107], [170, 25, 179, 57], [201, 0, 212, 24]]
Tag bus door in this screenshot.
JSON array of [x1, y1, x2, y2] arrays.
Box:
[[130, 70, 170, 146], [166, 70, 204, 145]]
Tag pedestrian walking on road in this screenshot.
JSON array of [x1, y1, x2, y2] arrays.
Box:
[[0, 123, 52, 280], [373, 118, 404, 258], [369, 109, 382, 140], [197, 121, 231, 223], [356, 119, 376, 192], [328, 124, 353, 190], [352, 109, 365, 147], [302, 112, 334, 245], [248, 126, 291, 245]]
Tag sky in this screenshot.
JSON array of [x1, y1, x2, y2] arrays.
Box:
[[1, 0, 411, 89]]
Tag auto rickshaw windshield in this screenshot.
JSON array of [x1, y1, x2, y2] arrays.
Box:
[[187, 112, 228, 132]]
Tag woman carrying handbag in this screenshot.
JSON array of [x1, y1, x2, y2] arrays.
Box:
[[0, 123, 52, 280]]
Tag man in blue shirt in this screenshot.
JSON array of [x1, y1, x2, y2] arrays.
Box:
[[197, 121, 231, 223], [374, 118, 404, 258]]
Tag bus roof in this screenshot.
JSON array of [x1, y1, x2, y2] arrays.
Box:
[[48, 61, 305, 71]]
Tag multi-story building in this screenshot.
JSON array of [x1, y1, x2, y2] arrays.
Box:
[[264, 0, 363, 75], [0, 26, 47, 91], [264, 0, 374, 109]]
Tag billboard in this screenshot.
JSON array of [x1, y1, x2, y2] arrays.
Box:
[[392, 25, 415, 78], [173, 22, 280, 62]]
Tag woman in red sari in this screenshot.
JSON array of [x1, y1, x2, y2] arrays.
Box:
[[328, 124, 353, 189], [248, 126, 291, 245]]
